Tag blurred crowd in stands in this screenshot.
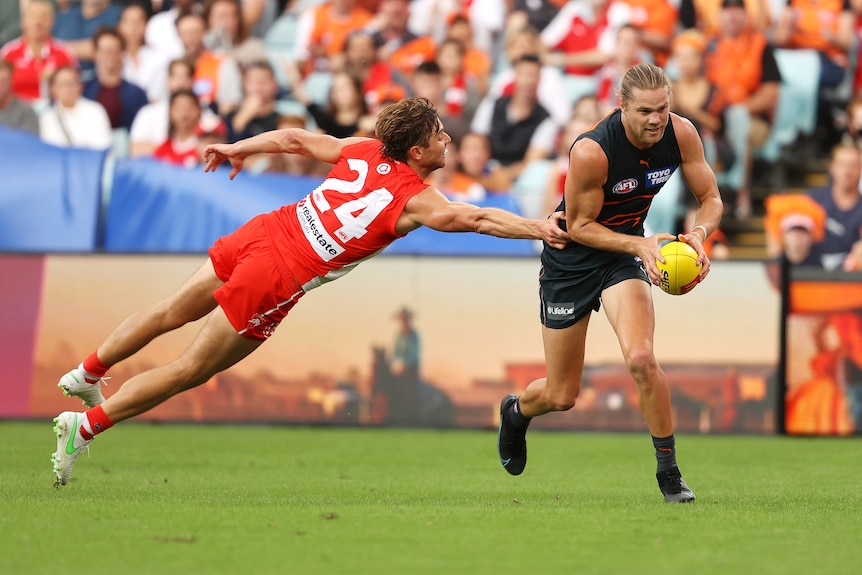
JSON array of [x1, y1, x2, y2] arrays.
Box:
[[3, 0, 862, 261]]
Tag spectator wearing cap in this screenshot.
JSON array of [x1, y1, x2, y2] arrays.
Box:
[[703, 0, 781, 219], [0, 0, 77, 102], [764, 193, 826, 267]]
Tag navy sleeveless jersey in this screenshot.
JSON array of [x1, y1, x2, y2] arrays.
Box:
[[544, 109, 682, 270]]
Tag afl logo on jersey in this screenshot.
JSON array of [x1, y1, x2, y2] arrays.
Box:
[[377, 163, 392, 175], [612, 178, 638, 194]]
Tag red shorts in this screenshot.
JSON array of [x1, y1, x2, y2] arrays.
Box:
[[209, 214, 305, 341]]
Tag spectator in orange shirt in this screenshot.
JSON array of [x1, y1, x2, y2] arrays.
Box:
[[0, 0, 77, 102], [610, 0, 679, 66], [174, 9, 243, 116], [369, 0, 436, 78], [774, 0, 855, 91], [678, 0, 771, 36], [703, 0, 781, 219], [292, 0, 373, 75]]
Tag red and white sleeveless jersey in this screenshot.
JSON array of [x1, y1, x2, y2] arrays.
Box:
[[267, 139, 428, 290]]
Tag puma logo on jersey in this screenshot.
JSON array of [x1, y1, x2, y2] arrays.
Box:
[[639, 159, 650, 167]]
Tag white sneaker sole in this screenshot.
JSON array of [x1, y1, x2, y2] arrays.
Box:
[[58, 370, 105, 408]]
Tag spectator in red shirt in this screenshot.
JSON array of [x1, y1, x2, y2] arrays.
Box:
[[0, 0, 77, 102], [153, 89, 227, 168]]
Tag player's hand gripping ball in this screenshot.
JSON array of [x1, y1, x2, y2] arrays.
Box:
[[656, 241, 701, 295]]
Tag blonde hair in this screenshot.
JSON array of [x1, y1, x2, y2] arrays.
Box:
[[619, 63, 670, 106]]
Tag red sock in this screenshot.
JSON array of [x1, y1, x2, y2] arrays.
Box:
[[82, 350, 111, 379], [79, 405, 115, 440]]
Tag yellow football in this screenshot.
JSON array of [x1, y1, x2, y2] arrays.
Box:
[[656, 241, 701, 296]]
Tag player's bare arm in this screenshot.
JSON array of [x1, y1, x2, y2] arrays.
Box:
[[673, 114, 723, 278], [203, 129, 371, 179], [397, 186, 570, 249], [564, 138, 674, 285]]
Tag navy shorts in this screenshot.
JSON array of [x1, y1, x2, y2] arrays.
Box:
[[539, 251, 649, 329]]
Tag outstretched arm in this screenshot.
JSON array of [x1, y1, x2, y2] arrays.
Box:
[[396, 186, 570, 249], [203, 129, 371, 179]]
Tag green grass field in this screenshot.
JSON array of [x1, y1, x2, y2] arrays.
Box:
[[1, 421, 860, 575]]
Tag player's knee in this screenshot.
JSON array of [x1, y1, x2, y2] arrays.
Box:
[[542, 384, 579, 411], [625, 349, 659, 380], [168, 356, 214, 391]]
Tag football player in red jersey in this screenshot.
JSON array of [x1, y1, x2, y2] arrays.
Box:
[[50, 97, 570, 487]]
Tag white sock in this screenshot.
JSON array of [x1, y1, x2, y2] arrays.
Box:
[[78, 362, 99, 384], [79, 413, 94, 436]]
